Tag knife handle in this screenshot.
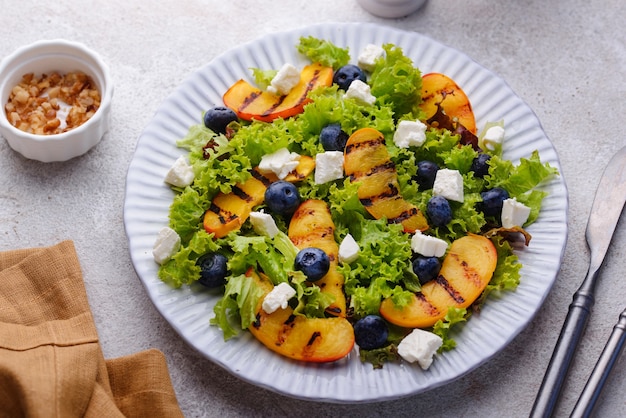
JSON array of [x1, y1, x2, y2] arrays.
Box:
[[530, 288, 595, 418], [569, 308, 626, 418]]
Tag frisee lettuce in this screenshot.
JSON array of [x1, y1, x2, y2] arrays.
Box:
[[432, 307, 468, 351], [250, 68, 277, 90], [211, 273, 263, 340], [369, 44, 424, 119], [210, 230, 335, 339], [297, 36, 350, 69]]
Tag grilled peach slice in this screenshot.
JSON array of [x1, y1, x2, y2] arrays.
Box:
[[203, 157, 314, 238], [380, 234, 497, 328], [223, 63, 333, 122], [255, 155, 316, 184], [247, 268, 354, 362], [288, 200, 346, 317], [344, 128, 428, 233], [419, 73, 476, 134], [203, 173, 266, 238]]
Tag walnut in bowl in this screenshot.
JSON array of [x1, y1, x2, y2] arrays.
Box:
[[0, 39, 113, 162]]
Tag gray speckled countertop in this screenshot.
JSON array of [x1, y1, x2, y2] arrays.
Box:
[[2, 1, 626, 416]]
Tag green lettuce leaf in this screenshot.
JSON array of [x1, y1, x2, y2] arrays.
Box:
[[476, 237, 522, 306], [158, 229, 225, 287], [211, 273, 265, 340], [296, 36, 350, 69], [168, 186, 210, 243], [339, 218, 414, 317], [359, 344, 401, 369], [488, 151, 558, 196], [250, 68, 277, 90], [477, 120, 505, 156], [369, 44, 423, 119], [516, 189, 548, 226], [432, 307, 468, 351]]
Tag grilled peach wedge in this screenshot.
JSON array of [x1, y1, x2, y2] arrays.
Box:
[[380, 234, 497, 328], [288, 199, 346, 317], [203, 157, 314, 238], [247, 268, 354, 363], [223, 63, 333, 122], [419, 73, 476, 135], [344, 128, 428, 233]]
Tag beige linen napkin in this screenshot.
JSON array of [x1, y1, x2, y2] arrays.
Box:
[[0, 241, 184, 418]]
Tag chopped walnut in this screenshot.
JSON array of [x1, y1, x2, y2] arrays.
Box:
[[4, 71, 101, 135]]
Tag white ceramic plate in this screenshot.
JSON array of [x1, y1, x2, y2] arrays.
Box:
[[124, 23, 568, 403]]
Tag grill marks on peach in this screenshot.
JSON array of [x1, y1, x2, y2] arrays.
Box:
[[223, 63, 333, 123], [203, 172, 267, 238], [290, 226, 335, 252], [344, 128, 428, 233], [208, 202, 236, 223], [414, 293, 441, 318], [276, 315, 296, 346], [419, 72, 477, 135], [288, 200, 346, 317], [307, 331, 322, 347], [241, 91, 262, 110], [246, 268, 354, 362], [344, 135, 386, 156], [244, 70, 322, 118], [380, 235, 498, 328], [231, 184, 255, 202], [433, 275, 466, 304], [251, 168, 273, 186], [203, 157, 315, 239]]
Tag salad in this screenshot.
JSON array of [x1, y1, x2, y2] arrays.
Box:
[[153, 36, 558, 369]]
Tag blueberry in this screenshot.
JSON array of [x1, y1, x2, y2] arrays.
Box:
[[470, 153, 491, 178], [427, 196, 453, 227], [412, 256, 442, 285], [480, 187, 509, 217], [264, 181, 301, 217], [415, 160, 439, 190], [333, 64, 367, 91], [203, 106, 238, 134], [294, 247, 330, 282], [197, 253, 228, 288], [353, 315, 389, 350], [319, 123, 349, 151]]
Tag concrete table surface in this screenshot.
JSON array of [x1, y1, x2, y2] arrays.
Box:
[[1, 1, 626, 416]]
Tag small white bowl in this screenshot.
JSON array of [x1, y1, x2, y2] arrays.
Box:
[[0, 39, 113, 162], [358, 0, 427, 18]]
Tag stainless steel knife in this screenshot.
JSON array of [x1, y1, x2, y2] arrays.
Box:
[[530, 145, 626, 418]]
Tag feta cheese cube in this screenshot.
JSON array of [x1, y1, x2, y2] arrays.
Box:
[[267, 63, 300, 96], [343, 79, 376, 106], [152, 227, 181, 264], [358, 44, 385, 72], [314, 151, 344, 184], [249, 211, 279, 238], [262, 282, 296, 314], [258, 148, 301, 179], [338, 233, 360, 264], [397, 328, 443, 370], [164, 156, 194, 188], [501, 198, 531, 228], [481, 125, 505, 151], [433, 169, 464, 202], [411, 231, 448, 257], [393, 120, 427, 148]]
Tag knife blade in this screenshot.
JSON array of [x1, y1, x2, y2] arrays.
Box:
[[530, 145, 626, 418]]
